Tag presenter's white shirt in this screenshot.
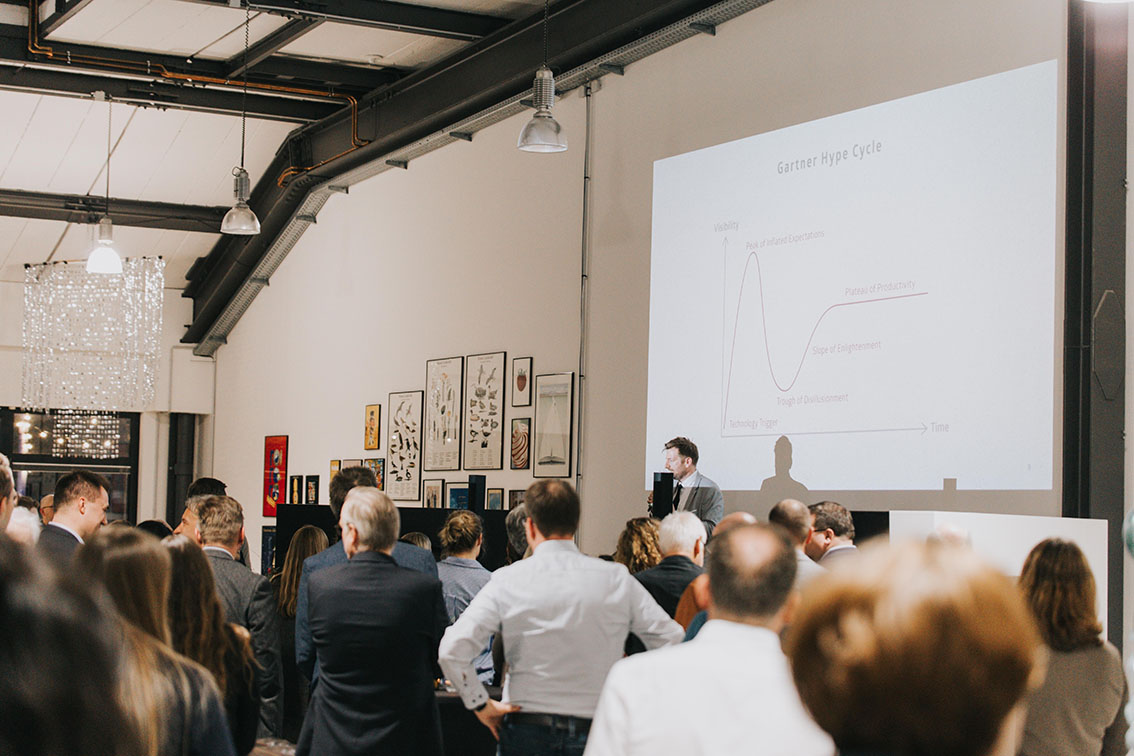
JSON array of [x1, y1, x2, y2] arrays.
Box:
[[585, 620, 835, 756], [438, 539, 683, 718]]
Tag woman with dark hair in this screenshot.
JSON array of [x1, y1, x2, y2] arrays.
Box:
[[1018, 538, 1127, 756], [0, 536, 143, 756], [272, 524, 329, 743], [612, 517, 662, 574], [78, 528, 237, 756], [164, 535, 259, 755], [786, 542, 1043, 756], [437, 510, 493, 683]]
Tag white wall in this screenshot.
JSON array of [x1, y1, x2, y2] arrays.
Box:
[[209, 0, 1066, 563]]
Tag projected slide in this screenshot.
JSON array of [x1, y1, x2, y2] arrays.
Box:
[[646, 61, 1057, 492]]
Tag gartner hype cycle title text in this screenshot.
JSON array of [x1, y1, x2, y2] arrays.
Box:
[[776, 138, 882, 175]]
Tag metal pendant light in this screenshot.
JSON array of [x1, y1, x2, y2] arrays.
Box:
[[221, 4, 261, 235], [87, 96, 123, 275], [518, 0, 566, 153]]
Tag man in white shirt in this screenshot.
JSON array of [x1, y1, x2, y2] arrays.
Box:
[[438, 479, 683, 755], [585, 522, 835, 756], [768, 498, 825, 588]]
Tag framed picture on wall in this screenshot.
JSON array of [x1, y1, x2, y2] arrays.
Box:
[[342, 459, 362, 469], [305, 475, 320, 505], [509, 489, 526, 510], [510, 417, 530, 470], [463, 351, 506, 470], [487, 488, 504, 511], [363, 458, 385, 490], [512, 357, 532, 407], [261, 526, 277, 575], [364, 404, 381, 450], [423, 356, 463, 471], [263, 435, 288, 517], [423, 479, 444, 509], [388, 390, 424, 501], [533, 372, 574, 478], [289, 475, 302, 505], [330, 459, 341, 481], [446, 481, 469, 510]]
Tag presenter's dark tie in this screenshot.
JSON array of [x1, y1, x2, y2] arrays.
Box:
[[672, 482, 682, 511]]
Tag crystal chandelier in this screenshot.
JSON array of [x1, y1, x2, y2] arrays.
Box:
[[22, 257, 165, 412]]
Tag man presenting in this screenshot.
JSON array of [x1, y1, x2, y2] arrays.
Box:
[[586, 523, 834, 756], [440, 480, 683, 755], [37, 470, 110, 562], [659, 437, 724, 537]]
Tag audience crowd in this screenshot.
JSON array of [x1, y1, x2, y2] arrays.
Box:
[[0, 454, 1127, 756]]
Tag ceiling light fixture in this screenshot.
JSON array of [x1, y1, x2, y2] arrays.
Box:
[[518, 0, 566, 153], [221, 4, 261, 235], [87, 95, 123, 274]]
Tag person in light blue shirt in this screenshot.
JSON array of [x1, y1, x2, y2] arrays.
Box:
[[437, 510, 493, 683]]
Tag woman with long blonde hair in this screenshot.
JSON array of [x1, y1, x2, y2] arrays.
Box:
[[78, 528, 236, 756]]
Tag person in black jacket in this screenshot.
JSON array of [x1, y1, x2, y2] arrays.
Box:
[[196, 494, 284, 739], [634, 511, 706, 618], [37, 470, 110, 563], [298, 486, 448, 756]]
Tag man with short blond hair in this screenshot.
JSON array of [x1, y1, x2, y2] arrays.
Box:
[[199, 494, 282, 737], [298, 487, 447, 756]]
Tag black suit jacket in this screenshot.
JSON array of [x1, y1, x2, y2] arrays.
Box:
[[634, 555, 704, 618], [36, 523, 82, 563], [297, 551, 448, 756], [206, 548, 283, 738]]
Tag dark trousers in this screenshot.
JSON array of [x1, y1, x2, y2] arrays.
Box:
[[498, 715, 589, 756]]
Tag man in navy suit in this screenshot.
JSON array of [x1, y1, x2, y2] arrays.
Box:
[[36, 470, 110, 563], [297, 486, 447, 756], [296, 465, 437, 683]]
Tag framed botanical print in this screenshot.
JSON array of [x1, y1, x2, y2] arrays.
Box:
[[463, 351, 505, 470], [387, 390, 424, 501], [512, 357, 532, 406], [533, 372, 574, 478], [424, 356, 463, 471]]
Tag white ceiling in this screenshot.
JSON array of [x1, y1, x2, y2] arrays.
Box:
[[0, 0, 546, 288]]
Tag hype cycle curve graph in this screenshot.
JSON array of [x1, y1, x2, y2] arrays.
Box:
[[720, 240, 928, 432]]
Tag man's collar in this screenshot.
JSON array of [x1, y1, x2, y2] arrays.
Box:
[[203, 545, 236, 560], [49, 521, 84, 544], [532, 538, 579, 555], [676, 469, 698, 485]]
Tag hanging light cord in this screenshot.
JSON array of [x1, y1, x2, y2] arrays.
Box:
[[543, 0, 549, 65], [240, 3, 249, 169], [105, 97, 111, 216]]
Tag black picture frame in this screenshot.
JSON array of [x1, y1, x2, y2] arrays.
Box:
[[533, 372, 575, 478], [424, 356, 464, 472], [464, 350, 506, 471], [305, 475, 319, 505]]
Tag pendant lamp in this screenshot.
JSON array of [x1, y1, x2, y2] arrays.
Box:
[[87, 97, 123, 275], [221, 5, 261, 235], [518, 0, 566, 153]]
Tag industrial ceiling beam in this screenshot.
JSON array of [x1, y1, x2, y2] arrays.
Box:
[[182, 0, 749, 343], [177, 0, 511, 41], [248, 55, 400, 90], [225, 17, 322, 78], [38, 0, 95, 37], [0, 188, 227, 231]]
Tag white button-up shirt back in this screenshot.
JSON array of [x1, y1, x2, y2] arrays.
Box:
[[438, 539, 683, 719]]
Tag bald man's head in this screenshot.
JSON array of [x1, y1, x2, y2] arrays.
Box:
[[714, 511, 757, 536], [768, 499, 811, 546], [708, 523, 797, 625]]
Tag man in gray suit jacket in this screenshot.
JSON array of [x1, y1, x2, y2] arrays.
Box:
[[197, 494, 283, 738], [767, 498, 826, 588], [662, 437, 724, 538]]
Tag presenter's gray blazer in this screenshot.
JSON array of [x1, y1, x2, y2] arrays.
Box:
[[679, 473, 725, 538], [207, 548, 284, 739]]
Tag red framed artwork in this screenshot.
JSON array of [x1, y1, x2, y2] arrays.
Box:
[[263, 435, 288, 517]]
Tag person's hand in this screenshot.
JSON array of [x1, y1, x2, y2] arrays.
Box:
[[647, 492, 654, 505], [475, 699, 522, 740]]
